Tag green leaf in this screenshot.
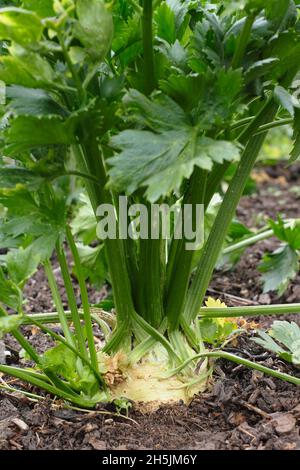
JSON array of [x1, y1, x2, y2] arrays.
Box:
[[268, 31, 300, 81], [114, 397, 132, 414], [0, 186, 38, 217], [216, 247, 245, 271], [291, 141, 300, 163], [253, 320, 300, 365], [157, 39, 188, 70], [155, 2, 176, 45], [112, 12, 141, 67], [6, 245, 39, 285], [274, 85, 298, 117], [99, 75, 125, 101], [228, 220, 253, 240], [71, 194, 97, 245], [31, 232, 59, 261], [109, 130, 240, 202], [245, 0, 265, 12], [41, 343, 100, 396], [2, 225, 62, 266], [108, 91, 240, 202], [74, 0, 113, 62], [244, 58, 280, 83], [199, 317, 237, 346], [7, 86, 68, 117], [0, 183, 65, 264], [41, 343, 77, 381], [75, 366, 100, 398], [259, 245, 299, 295], [165, 0, 191, 32], [93, 299, 114, 311], [123, 89, 188, 131], [290, 108, 300, 162], [161, 69, 243, 126], [160, 74, 207, 112], [188, 16, 223, 72], [0, 167, 44, 190], [0, 314, 23, 338], [75, 243, 106, 288], [21, 0, 55, 18], [271, 321, 300, 352], [253, 329, 288, 355], [269, 216, 300, 250], [265, 0, 297, 31], [198, 318, 218, 345], [0, 45, 55, 88], [0, 7, 43, 46], [3, 115, 75, 156], [1, 215, 49, 240], [245, 0, 293, 18], [0, 266, 22, 310]]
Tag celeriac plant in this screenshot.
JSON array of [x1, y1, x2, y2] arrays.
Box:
[[1, 0, 300, 407]]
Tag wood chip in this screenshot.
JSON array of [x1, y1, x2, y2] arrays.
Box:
[[239, 400, 271, 420], [270, 413, 296, 435], [88, 437, 106, 450], [11, 417, 29, 432]]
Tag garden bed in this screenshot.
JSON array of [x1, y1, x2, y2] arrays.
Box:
[[1, 163, 300, 451]]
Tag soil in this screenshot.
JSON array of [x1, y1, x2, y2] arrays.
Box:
[[1, 162, 300, 451]]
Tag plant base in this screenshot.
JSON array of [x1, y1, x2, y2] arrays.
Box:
[[109, 358, 209, 412]]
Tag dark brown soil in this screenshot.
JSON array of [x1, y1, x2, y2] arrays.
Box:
[[1, 162, 300, 451]]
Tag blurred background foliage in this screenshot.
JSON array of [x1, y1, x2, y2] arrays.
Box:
[[260, 126, 293, 164]]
